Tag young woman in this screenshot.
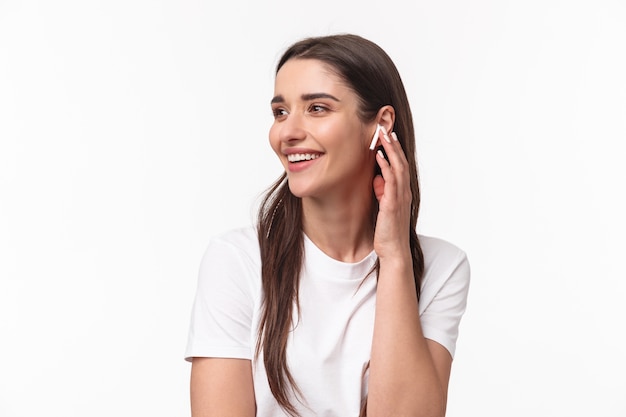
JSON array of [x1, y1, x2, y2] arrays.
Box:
[[185, 34, 470, 417]]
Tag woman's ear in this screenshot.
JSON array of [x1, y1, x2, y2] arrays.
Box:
[[376, 105, 395, 134]]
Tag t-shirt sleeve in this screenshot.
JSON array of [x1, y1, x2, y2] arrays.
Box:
[[184, 235, 256, 361], [418, 239, 471, 358]]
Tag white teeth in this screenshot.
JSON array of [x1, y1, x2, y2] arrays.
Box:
[[287, 153, 321, 162]]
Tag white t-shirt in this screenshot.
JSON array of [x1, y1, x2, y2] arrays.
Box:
[[185, 226, 470, 416]]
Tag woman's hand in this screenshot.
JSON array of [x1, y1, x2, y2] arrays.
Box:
[[368, 127, 450, 417], [372, 127, 413, 261]]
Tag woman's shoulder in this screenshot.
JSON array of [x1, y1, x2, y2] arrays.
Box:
[[417, 234, 470, 287], [416, 234, 470, 357], [418, 234, 467, 264], [202, 225, 261, 265]]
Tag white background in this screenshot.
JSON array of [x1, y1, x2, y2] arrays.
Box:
[[1, 0, 625, 416]]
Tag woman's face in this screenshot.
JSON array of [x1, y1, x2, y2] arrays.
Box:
[[269, 58, 375, 200]]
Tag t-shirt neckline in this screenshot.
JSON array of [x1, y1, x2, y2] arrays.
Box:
[[303, 233, 377, 281]]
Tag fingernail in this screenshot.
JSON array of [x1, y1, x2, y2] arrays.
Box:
[[381, 126, 391, 143], [377, 149, 385, 159], [391, 132, 398, 141]]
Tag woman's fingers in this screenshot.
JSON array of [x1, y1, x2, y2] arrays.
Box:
[[373, 128, 412, 257], [375, 127, 411, 204], [373, 171, 386, 202]]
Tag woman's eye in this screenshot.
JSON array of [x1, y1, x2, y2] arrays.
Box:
[[309, 104, 327, 113], [272, 108, 288, 118]]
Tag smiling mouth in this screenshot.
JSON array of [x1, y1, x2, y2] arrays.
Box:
[[287, 153, 322, 163]]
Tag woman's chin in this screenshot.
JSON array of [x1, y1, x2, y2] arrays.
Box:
[[286, 180, 319, 199], [286, 184, 308, 198]]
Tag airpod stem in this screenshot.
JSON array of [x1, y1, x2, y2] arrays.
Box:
[[369, 124, 382, 150]]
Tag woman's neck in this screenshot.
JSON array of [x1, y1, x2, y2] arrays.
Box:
[[301, 191, 375, 263]]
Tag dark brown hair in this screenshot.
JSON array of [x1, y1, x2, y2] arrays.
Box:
[[256, 33, 424, 416]]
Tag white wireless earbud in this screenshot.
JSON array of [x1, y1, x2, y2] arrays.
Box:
[[369, 124, 382, 150]]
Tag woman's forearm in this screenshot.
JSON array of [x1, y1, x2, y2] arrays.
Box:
[[367, 256, 446, 417]]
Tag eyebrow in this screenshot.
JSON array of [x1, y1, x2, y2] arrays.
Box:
[[270, 93, 341, 104]]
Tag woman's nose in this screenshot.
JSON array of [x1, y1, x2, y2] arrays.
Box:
[[278, 112, 307, 143]]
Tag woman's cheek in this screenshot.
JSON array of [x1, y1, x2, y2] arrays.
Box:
[[268, 124, 281, 154]]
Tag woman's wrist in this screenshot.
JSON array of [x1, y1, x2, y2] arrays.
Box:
[[377, 252, 414, 281]]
